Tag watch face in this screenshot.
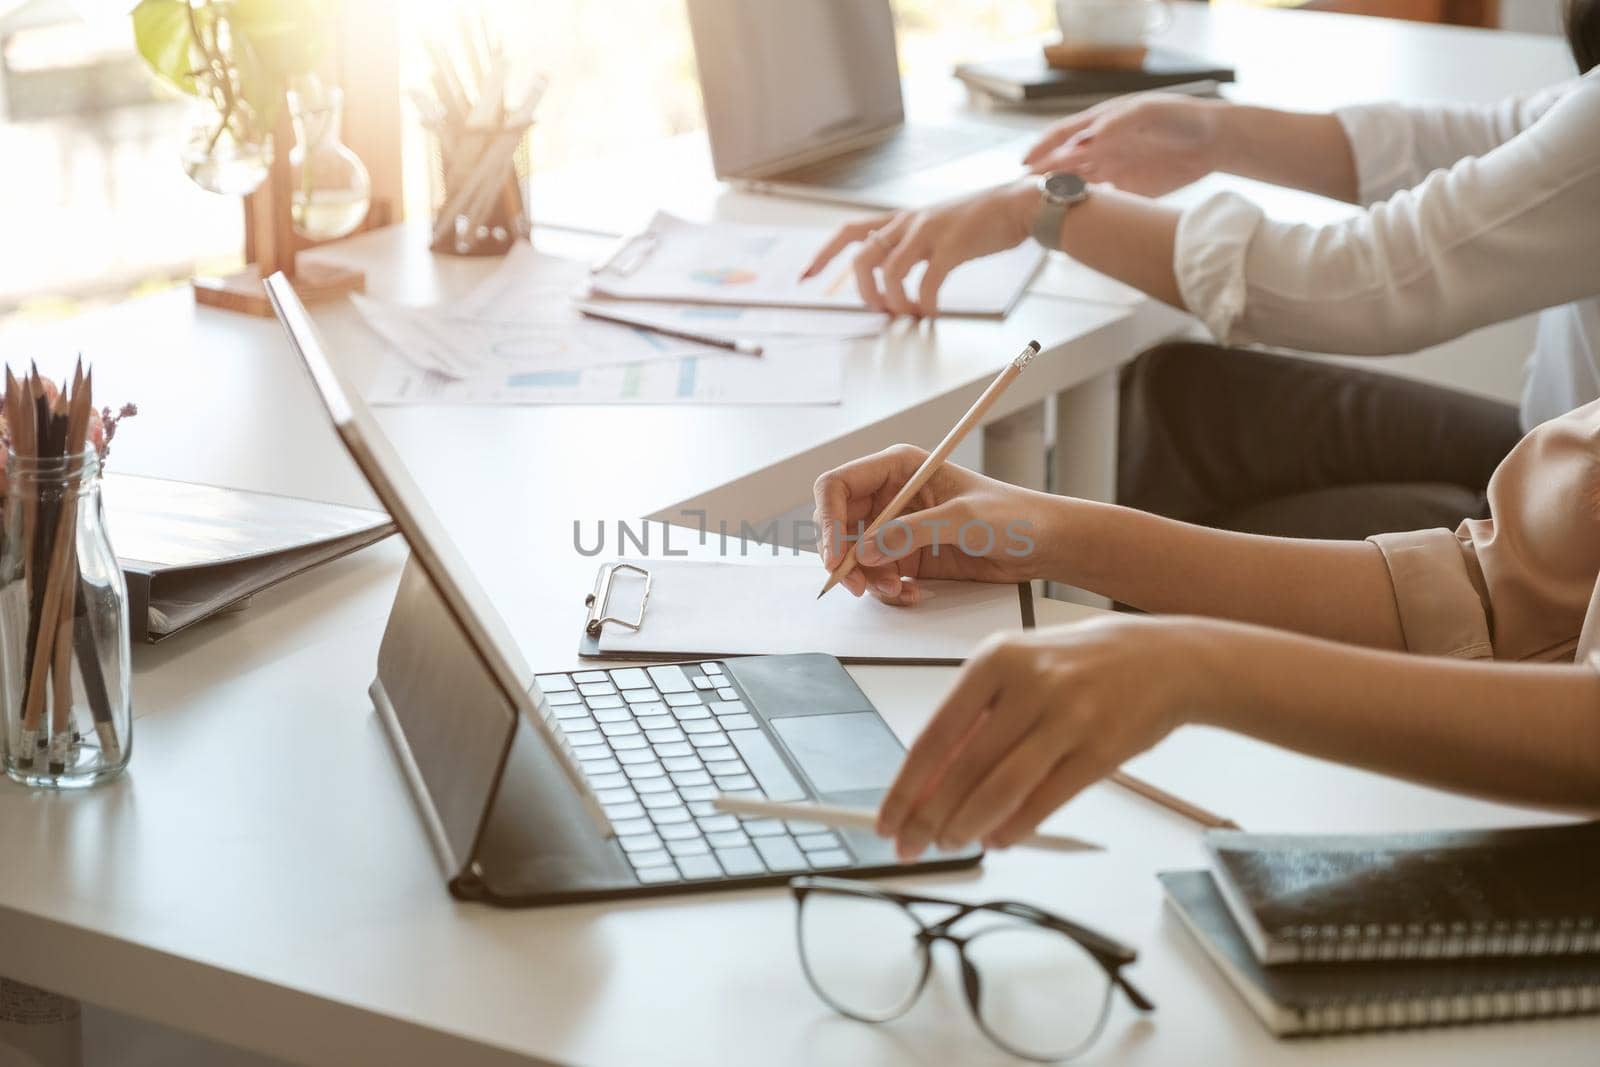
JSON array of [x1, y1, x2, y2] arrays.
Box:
[[1043, 172, 1087, 203]]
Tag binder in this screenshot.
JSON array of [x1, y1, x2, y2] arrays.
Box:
[[578, 560, 1034, 665]]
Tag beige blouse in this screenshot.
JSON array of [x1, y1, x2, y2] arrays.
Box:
[[1369, 395, 1600, 664]]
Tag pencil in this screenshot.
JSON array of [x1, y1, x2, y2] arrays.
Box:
[[818, 339, 1040, 599], [712, 795, 1103, 855], [1109, 769, 1240, 831], [577, 304, 764, 356]]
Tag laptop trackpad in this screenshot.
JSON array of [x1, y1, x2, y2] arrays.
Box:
[[770, 712, 901, 797]]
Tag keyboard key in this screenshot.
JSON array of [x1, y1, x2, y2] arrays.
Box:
[[807, 849, 853, 869], [654, 741, 694, 758], [671, 770, 712, 788], [579, 681, 617, 697], [754, 836, 809, 873], [787, 821, 828, 836], [723, 788, 767, 803], [667, 837, 711, 857], [686, 731, 727, 749], [696, 745, 737, 762], [682, 718, 720, 733], [697, 814, 740, 833], [676, 854, 723, 880], [796, 832, 843, 853], [645, 728, 686, 745], [640, 791, 684, 809], [587, 772, 627, 790], [535, 674, 575, 693], [715, 686, 737, 701], [601, 720, 641, 738], [702, 662, 724, 677], [616, 747, 660, 764], [633, 776, 675, 794], [628, 849, 673, 869], [586, 694, 625, 710], [609, 734, 649, 752], [550, 702, 589, 718], [714, 846, 764, 876], [636, 715, 675, 732], [727, 729, 806, 802], [545, 691, 585, 708], [594, 786, 635, 805], [619, 834, 663, 854], [658, 822, 702, 841], [610, 667, 652, 690], [603, 801, 645, 821], [662, 755, 702, 773], [708, 829, 750, 849], [580, 757, 621, 776], [692, 675, 715, 690], [647, 665, 693, 693], [650, 807, 693, 826], [563, 729, 603, 749], [719, 714, 759, 732], [634, 864, 680, 885], [631, 701, 668, 716], [743, 819, 788, 837], [623, 690, 658, 705], [715, 774, 757, 792], [592, 707, 633, 724], [664, 691, 704, 708], [679, 784, 717, 802], [688, 800, 716, 817], [704, 759, 746, 776], [672, 705, 712, 722], [624, 763, 666, 781], [713, 699, 745, 716], [613, 817, 654, 837]]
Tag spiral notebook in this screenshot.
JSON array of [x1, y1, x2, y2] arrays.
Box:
[[1160, 870, 1600, 1037], [1205, 822, 1600, 965]]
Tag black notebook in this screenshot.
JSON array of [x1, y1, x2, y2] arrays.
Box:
[[1205, 822, 1600, 965], [1160, 870, 1600, 1037], [954, 48, 1235, 103]]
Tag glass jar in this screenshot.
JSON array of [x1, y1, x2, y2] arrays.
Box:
[[288, 77, 372, 242], [0, 448, 132, 789], [181, 90, 273, 197]]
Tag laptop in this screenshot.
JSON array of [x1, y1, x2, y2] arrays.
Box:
[[686, 0, 1034, 209], [264, 274, 981, 906]]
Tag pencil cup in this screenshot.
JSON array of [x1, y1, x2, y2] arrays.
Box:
[[0, 447, 132, 788], [427, 121, 533, 256]]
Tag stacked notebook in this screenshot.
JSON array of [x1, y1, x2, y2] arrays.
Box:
[[955, 48, 1235, 112], [1160, 822, 1600, 1036]]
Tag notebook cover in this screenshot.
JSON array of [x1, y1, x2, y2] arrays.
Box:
[[1204, 822, 1600, 965], [954, 48, 1235, 101], [1160, 870, 1600, 1036]]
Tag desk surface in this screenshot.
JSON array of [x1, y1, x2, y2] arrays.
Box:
[[0, 5, 1591, 1067]]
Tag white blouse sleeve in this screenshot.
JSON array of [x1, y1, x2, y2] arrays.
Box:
[[1174, 72, 1600, 352], [1335, 80, 1581, 204]]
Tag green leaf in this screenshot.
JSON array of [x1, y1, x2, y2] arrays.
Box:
[[224, 0, 335, 126], [131, 0, 200, 95]]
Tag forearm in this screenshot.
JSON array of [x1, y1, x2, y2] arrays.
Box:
[[1050, 186, 1183, 308], [1211, 105, 1359, 203], [1195, 623, 1600, 812], [1034, 495, 1405, 649]]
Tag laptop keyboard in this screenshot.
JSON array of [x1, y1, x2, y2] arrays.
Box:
[[535, 662, 856, 886], [771, 123, 1018, 190]]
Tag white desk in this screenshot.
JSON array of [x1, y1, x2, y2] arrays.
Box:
[[0, 6, 1591, 1066]]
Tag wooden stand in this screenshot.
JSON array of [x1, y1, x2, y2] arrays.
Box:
[[194, 4, 401, 318]]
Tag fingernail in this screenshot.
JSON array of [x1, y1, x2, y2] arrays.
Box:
[[874, 576, 900, 597]]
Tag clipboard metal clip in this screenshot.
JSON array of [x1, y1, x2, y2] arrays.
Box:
[[585, 562, 652, 637], [591, 231, 658, 278]]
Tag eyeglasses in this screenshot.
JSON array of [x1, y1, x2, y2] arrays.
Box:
[[789, 876, 1153, 1062]]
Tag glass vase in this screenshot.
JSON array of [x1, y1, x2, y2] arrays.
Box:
[[288, 77, 372, 242], [181, 88, 273, 197], [0, 447, 132, 789]]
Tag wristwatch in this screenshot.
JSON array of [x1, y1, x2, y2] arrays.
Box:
[[1030, 171, 1089, 251]]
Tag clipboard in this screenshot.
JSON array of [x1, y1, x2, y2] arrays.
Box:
[[578, 560, 1034, 665]]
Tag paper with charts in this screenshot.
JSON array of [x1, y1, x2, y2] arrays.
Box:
[[595, 560, 1026, 662], [354, 243, 848, 406], [588, 211, 1044, 318]]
